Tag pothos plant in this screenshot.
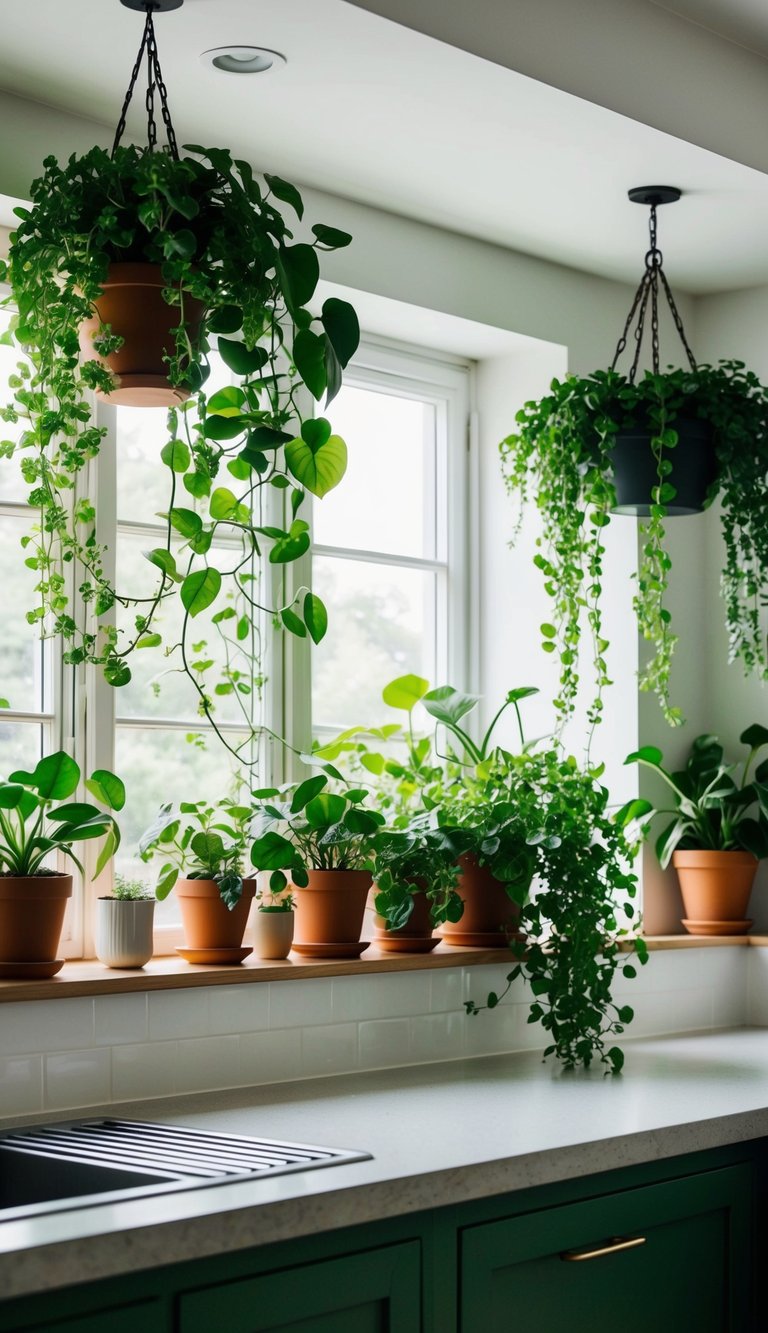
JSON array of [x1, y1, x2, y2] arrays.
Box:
[[0, 143, 360, 766], [501, 362, 768, 729], [465, 749, 648, 1073], [138, 796, 252, 909]]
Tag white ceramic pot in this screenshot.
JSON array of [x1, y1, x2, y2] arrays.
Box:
[[95, 898, 155, 968], [253, 909, 294, 960]]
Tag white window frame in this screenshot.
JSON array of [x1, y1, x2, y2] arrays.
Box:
[[283, 334, 472, 762]]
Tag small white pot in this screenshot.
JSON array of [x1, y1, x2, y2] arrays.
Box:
[[95, 898, 155, 969], [253, 909, 294, 960]]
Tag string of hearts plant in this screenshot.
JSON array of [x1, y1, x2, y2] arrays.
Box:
[[0, 142, 360, 767]]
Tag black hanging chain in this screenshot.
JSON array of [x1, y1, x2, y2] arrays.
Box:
[[610, 199, 696, 381], [112, 5, 179, 159]]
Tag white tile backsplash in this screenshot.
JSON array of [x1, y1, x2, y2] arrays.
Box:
[[358, 1017, 411, 1070], [112, 1041, 178, 1102], [0, 1055, 43, 1115], [94, 993, 148, 1046], [0, 948, 754, 1120], [240, 1028, 302, 1086], [177, 1035, 240, 1094], [44, 1048, 111, 1111]]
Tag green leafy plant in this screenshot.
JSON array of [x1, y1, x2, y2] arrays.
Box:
[[112, 873, 152, 902], [250, 774, 385, 887], [624, 724, 768, 867], [501, 362, 768, 728], [466, 750, 648, 1073], [373, 814, 463, 930], [255, 881, 295, 913], [138, 796, 252, 908], [0, 752, 123, 877], [0, 143, 360, 766]]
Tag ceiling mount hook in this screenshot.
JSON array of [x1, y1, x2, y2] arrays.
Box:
[[120, 1, 184, 11]]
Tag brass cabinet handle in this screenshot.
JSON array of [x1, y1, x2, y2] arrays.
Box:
[[560, 1235, 647, 1262]]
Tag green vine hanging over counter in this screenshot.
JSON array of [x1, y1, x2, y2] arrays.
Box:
[[0, 144, 360, 764], [501, 361, 768, 730]]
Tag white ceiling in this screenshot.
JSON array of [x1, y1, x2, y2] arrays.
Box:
[[0, 0, 766, 294], [650, 0, 768, 57]]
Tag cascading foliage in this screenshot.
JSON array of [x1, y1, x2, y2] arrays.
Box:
[[0, 143, 360, 763]]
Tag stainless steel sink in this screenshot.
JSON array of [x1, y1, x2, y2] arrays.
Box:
[[0, 1119, 371, 1221]]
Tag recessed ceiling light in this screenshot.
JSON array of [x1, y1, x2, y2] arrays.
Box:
[[201, 46, 286, 75]]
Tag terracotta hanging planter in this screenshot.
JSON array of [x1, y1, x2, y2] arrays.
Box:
[[253, 909, 294, 961], [78, 262, 205, 407], [292, 870, 372, 959], [673, 849, 758, 936], [0, 872, 72, 974], [610, 418, 718, 516], [176, 877, 256, 961], [440, 854, 522, 948], [95, 897, 155, 969], [373, 888, 439, 954]]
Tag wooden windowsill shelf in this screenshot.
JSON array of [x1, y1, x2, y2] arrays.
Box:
[[0, 933, 762, 1002]]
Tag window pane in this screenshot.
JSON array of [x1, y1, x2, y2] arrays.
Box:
[[0, 720, 44, 775], [116, 353, 230, 521], [115, 725, 252, 926], [0, 314, 29, 504], [115, 532, 264, 728], [0, 514, 48, 713], [312, 385, 436, 558], [312, 556, 437, 729]]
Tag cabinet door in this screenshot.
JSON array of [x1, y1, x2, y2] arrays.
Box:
[[460, 1164, 751, 1333], [8, 1302, 167, 1333], [179, 1241, 421, 1333]]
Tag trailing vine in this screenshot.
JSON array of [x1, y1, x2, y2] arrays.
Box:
[[501, 362, 768, 730], [0, 144, 360, 763]]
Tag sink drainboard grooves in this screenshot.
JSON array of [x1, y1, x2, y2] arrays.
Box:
[[3, 1120, 366, 1179]]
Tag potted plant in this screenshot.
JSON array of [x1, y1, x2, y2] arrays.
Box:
[[95, 873, 155, 970], [139, 797, 255, 962], [253, 880, 295, 961], [0, 144, 359, 767], [372, 815, 464, 953], [502, 362, 768, 728], [251, 774, 384, 958], [466, 749, 648, 1072], [316, 673, 542, 946], [0, 752, 123, 976], [625, 725, 768, 935]]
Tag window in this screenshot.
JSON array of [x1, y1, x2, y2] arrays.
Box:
[[288, 338, 471, 758], [0, 328, 471, 954]]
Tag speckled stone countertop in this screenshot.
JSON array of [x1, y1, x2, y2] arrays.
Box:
[[2, 1028, 768, 1299]]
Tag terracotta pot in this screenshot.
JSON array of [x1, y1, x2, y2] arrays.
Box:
[[95, 897, 155, 968], [253, 909, 294, 960], [176, 878, 256, 950], [673, 850, 758, 936], [0, 872, 73, 965], [440, 854, 521, 948], [293, 870, 372, 947], [78, 262, 205, 407], [373, 888, 439, 954]]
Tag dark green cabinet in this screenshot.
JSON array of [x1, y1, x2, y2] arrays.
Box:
[[460, 1165, 752, 1333], [1, 1146, 761, 1333], [7, 1302, 167, 1333], [179, 1242, 421, 1333]]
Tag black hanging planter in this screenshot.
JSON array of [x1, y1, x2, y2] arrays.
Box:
[[610, 418, 718, 516]]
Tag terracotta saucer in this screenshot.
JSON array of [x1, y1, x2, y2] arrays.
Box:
[[176, 946, 252, 965], [681, 919, 753, 937], [439, 931, 521, 949], [291, 941, 370, 959], [374, 936, 440, 954], [0, 959, 64, 979]]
